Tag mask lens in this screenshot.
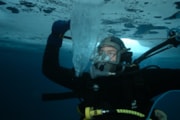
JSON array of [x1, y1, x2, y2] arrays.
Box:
[[96, 51, 111, 62], [106, 51, 117, 60], [99, 46, 118, 63]]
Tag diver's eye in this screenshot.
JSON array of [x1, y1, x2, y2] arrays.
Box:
[[106, 51, 117, 58], [99, 50, 116, 56]]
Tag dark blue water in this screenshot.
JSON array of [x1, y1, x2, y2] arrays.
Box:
[[0, 41, 179, 120], [0, 42, 80, 120]]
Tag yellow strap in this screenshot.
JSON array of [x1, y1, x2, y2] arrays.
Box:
[[116, 109, 145, 118], [83, 107, 152, 120]]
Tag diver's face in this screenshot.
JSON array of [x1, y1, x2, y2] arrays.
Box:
[[99, 46, 117, 62]]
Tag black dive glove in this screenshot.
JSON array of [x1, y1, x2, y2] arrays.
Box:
[[47, 20, 70, 47]]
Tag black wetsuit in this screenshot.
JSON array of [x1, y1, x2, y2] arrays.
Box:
[[42, 21, 180, 119]]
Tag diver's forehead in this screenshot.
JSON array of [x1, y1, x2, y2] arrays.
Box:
[[100, 46, 117, 51]]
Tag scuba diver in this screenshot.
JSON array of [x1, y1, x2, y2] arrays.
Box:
[[42, 20, 180, 120]]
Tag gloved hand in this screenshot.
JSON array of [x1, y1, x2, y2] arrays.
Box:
[[47, 20, 70, 47]]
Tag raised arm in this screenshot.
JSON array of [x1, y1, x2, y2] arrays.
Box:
[[42, 20, 83, 89]]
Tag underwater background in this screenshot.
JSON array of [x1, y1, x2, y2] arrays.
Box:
[[0, 0, 180, 120], [0, 42, 80, 120], [0, 38, 180, 120]]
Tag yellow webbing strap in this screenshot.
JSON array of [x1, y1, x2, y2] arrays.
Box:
[[83, 107, 152, 120], [116, 109, 145, 118]]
